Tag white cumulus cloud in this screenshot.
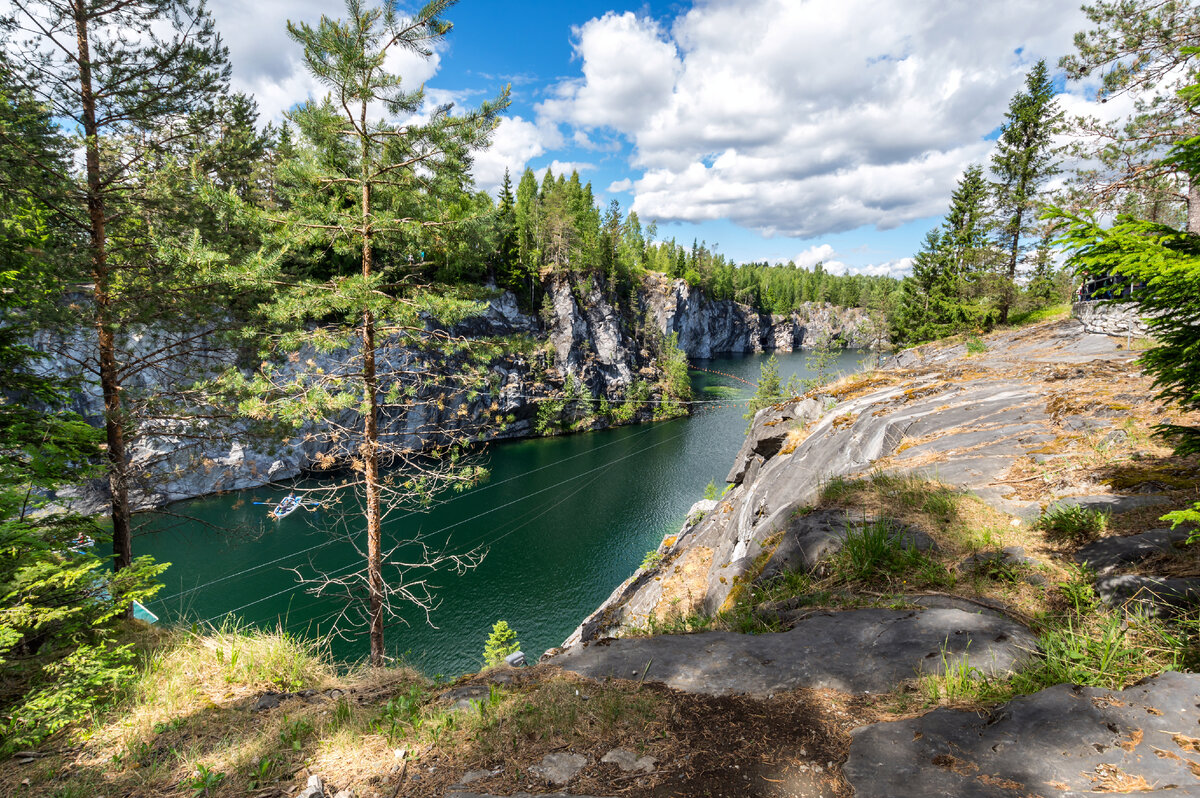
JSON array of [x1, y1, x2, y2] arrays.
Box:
[[538, 12, 682, 133], [542, 0, 1096, 239], [793, 244, 837, 269], [473, 116, 549, 195]]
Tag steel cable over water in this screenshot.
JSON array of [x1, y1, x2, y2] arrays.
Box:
[[150, 418, 683, 608], [195, 424, 692, 627]]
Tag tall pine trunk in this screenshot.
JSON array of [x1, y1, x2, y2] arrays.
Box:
[[999, 207, 1024, 325], [74, 0, 133, 574], [359, 101, 384, 667], [1188, 177, 1200, 234]]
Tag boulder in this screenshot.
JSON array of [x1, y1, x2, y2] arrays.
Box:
[[529, 752, 588, 786]]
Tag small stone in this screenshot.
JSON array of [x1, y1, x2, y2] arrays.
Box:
[[333, 790, 353, 798], [253, 692, 282, 711], [298, 773, 325, 798], [602, 748, 657, 773], [530, 752, 588, 785], [456, 769, 496, 785]]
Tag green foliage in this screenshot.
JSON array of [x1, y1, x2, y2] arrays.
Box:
[[1036, 504, 1109, 544], [702, 480, 724, 501], [966, 336, 987, 354], [1053, 208, 1200, 455], [3, 641, 135, 753], [656, 332, 692, 418], [1059, 3, 1200, 223], [373, 685, 426, 740], [891, 166, 1000, 344], [893, 63, 1065, 343], [185, 763, 225, 797], [832, 521, 945, 585], [0, 142, 168, 752], [640, 550, 663, 570], [819, 475, 857, 503], [247, 756, 277, 790], [1163, 503, 1200, 544], [482, 620, 521, 668], [278, 715, 313, 751], [646, 239, 898, 314], [744, 355, 783, 421], [617, 381, 649, 423], [800, 330, 839, 391], [991, 60, 1063, 324]]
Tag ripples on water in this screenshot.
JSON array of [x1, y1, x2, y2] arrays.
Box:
[[137, 349, 866, 676]]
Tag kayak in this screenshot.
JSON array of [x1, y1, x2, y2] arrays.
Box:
[[268, 494, 319, 519], [271, 495, 302, 519]]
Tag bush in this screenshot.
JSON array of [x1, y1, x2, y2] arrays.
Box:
[[482, 620, 521, 667], [1037, 504, 1108, 543]]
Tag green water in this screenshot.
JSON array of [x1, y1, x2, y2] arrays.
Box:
[[137, 349, 866, 676]]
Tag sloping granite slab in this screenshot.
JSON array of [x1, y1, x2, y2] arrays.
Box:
[[1075, 528, 1191, 573], [845, 671, 1200, 797], [549, 607, 1036, 696]]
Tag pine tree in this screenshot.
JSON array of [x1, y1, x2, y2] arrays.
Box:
[[0, 77, 164, 749], [238, 0, 507, 667], [1059, 0, 1200, 230], [1, 0, 230, 574], [990, 60, 1064, 324], [482, 620, 520, 667]]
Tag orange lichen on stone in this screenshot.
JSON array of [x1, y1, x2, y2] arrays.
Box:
[[652, 546, 713, 620]]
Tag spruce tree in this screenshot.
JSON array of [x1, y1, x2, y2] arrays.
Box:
[[990, 60, 1064, 324], [494, 168, 520, 293]]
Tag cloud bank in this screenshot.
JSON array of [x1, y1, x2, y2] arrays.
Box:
[[538, 1, 1091, 238]]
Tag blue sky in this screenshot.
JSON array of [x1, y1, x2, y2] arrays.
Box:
[[213, 0, 1114, 276]]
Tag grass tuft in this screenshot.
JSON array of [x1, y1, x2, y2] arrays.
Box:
[[1037, 504, 1109, 544]]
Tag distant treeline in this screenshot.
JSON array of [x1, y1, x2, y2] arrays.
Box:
[[487, 166, 897, 315]]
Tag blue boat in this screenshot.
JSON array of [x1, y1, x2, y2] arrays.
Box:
[[132, 600, 158, 624], [271, 493, 302, 519], [268, 493, 319, 520]]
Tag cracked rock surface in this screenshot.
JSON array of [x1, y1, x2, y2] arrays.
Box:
[[550, 605, 1036, 695], [845, 671, 1200, 798]]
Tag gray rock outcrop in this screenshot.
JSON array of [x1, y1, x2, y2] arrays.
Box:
[[642, 274, 879, 357], [43, 280, 658, 511], [1075, 528, 1192, 574], [550, 604, 1036, 695], [1073, 300, 1152, 338], [845, 671, 1200, 797], [559, 318, 1145, 646], [1095, 574, 1200, 616]]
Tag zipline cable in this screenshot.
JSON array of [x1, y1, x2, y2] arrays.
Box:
[[151, 418, 675, 606], [193, 424, 690, 624]]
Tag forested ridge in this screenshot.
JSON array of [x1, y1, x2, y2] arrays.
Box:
[[2, 0, 1200, 773]]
